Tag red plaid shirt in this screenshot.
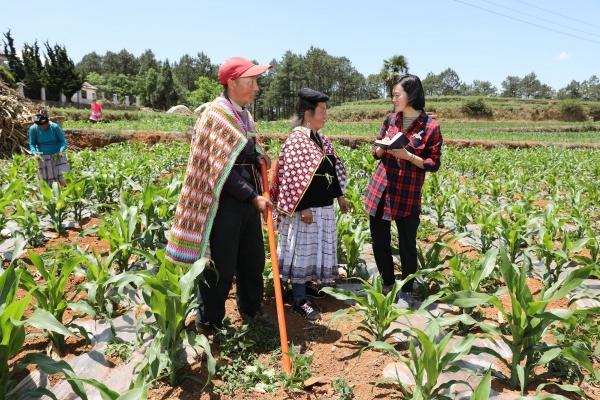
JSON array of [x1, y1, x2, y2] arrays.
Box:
[[365, 111, 443, 220]]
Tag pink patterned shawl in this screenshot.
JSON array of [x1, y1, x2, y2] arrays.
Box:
[[270, 126, 347, 217]]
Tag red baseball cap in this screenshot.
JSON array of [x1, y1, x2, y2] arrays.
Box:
[[218, 56, 272, 85]]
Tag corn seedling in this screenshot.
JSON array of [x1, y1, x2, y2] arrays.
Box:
[[372, 320, 484, 400], [324, 275, 413, 348], [37, 180, 70, 233], [16, 250, 91, 355], [63, 173, 95, 226], [135, 252, 215, 387], [10, 200, 46, 248], [1, 265, 88, 400], [336, 213, 369, 278], [447, 247, 600, 394]]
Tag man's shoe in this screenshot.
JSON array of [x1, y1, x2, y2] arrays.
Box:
[[395, 292, 414, 310], [292, 300, 321, 321], [195, 321, 221, 345], [306, 282, 326, 299], [240, 308, 274, 326]]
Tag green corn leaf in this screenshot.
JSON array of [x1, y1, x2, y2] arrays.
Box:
[[471, 369, 492, 400], [26, 308, 76, 337]]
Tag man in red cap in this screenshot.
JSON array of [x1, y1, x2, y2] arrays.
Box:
[[166, 56, 274, 334]]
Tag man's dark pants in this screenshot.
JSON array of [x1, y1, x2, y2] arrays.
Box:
[[198, 192, 265, 326]]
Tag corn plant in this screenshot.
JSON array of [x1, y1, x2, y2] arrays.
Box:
[[424, 173, 451, 228], [447, 193, 476, 233], [63, 174, 95, 226], [439, 250, 503, 332], [123, 182, 178, 249], [91, 170, 118, 206], [471, 369, 492, 400], [336, 213, 369, 278], [135, 252, 215, 387], [37, 180, 70, 233], [416, 237, 455, 299], [446, 247, 599, 394], [371, 321, 484, 400], [16, 250, 91, 355], [566, 182, 592, 239], [10, 200, 46, 248], [323, 275, 413, 348], [63, 372, 150, 400], [80, 199, 146, 272], [1, 265, 88, 400], [572, 226, 599, 266], [472, 206, 500, 253], [0, 180, 23, 238], [70, 245, 133, 327], [495, 212, 536, 264], [531, 226, 579, 286], [482, 174, 507, 199], [5, 154, 38, 184]]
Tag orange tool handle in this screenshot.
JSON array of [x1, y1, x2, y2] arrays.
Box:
[[261, 162, 291, 373]]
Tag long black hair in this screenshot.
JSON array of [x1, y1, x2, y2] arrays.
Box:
[[394, 74, 425, 110]]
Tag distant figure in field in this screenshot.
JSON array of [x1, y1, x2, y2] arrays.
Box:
[[28, 113, 70, 187], [89, 99, 103, 123]]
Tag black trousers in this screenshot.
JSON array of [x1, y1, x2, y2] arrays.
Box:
[[369, 196, 420, 292], [198, 192, 265, 325]]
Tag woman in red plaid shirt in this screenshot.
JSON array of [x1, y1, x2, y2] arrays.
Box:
[[365, 74, 443, 309]]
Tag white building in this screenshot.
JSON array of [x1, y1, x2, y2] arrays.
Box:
[[69, 82, 98, 104]]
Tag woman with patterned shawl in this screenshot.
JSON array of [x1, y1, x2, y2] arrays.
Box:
[[270, 88, 349, 321], [165, 56, 273, 334]]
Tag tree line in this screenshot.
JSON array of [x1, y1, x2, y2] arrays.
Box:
[[3, 31, 599, 121], [2, 30, 83, 101]]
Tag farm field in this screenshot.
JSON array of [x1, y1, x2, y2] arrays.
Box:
[[2, 106, 600, 399], [61, 113, 600, 145]]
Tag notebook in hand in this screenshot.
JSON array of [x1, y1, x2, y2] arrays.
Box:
[[374, 133, 409, 150]]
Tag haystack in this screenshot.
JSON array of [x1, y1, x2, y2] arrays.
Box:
[[0, 80, 39, 157]]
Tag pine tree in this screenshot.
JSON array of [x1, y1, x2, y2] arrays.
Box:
[[44, 42, 84, 101], [155, 60, 176, 109], [145, 68, 158, 108], [2, 30, 25, 84]]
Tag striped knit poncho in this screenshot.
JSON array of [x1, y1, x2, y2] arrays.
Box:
[[165, 95, 259, 266]]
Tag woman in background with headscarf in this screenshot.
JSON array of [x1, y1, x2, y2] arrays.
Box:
[[28, 113, 69, 186]]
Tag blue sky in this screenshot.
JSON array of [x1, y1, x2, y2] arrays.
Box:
[[3, 0, 599, 92]]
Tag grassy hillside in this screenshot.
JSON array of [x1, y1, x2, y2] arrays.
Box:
[[55, 97, 600, 145], [327, 96, 600, 123]]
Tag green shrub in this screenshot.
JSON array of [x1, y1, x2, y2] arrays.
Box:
[[463, 97, 493, 117], [0, 66, 16, 86], [587, 103, 600, 122], [558, 99, 586, 122]]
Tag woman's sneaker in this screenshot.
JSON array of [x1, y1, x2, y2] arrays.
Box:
[[293, 300, 321, 321], [306, 282, 326, 298], [395, 292, 414, 309]]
